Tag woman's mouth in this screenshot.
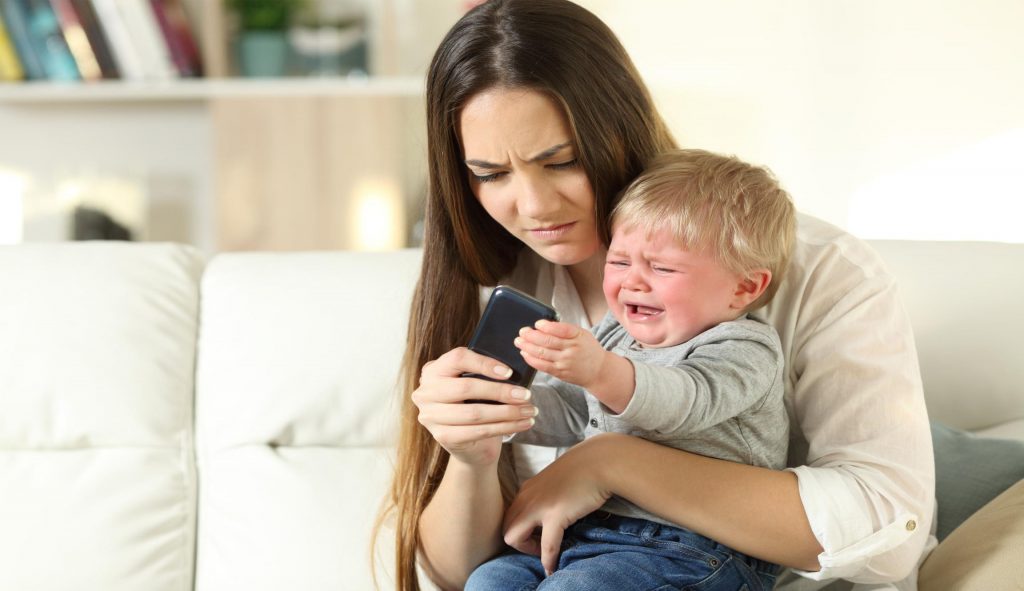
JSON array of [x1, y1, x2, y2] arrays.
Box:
[[528, 222, 576, 240]]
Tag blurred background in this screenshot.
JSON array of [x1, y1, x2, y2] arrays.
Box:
[[1, 0, 1021, 253]]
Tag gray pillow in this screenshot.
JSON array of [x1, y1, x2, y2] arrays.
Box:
[[931, 420, 1024, 540]]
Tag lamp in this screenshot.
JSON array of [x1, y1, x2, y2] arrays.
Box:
[[350, 178, 404, 251]]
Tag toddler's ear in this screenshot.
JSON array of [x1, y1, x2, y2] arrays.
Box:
[[731, 269, 771, 309]]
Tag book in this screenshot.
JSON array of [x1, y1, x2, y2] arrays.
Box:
[[17, 0, 80, 80], [49, 0, 101, 80], [0, 10, 26, 80], [69, 0, 119, 79], [149, 0, 201, 77], [0, 0, 45, 79], [117, 0, 176, 80], [90, 0, 145, 80], [195, 0, 227, 77]]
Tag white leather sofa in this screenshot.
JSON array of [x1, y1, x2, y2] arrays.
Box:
[[1, 239, 1022, 591]]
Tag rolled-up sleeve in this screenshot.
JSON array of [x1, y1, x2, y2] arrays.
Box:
[[789, 466, 928, 581]]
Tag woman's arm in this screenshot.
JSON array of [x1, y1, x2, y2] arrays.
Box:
[[503, 434, 822, 574], [604, 438, 823, 568], [411, 347, 539, 589], [418, 458, 506, 590]]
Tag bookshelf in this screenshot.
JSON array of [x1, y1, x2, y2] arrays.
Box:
[[0, 1, 459, 252], [0, 77, 424, 103]]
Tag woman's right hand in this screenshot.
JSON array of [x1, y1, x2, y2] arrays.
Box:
[[412, 347, 538, 466]]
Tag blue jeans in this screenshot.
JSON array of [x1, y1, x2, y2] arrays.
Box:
[[466, 512, 778, 591]]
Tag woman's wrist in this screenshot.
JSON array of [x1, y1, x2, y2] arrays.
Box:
[[575, 432, 632, 494], [445, 441, 505, 474]]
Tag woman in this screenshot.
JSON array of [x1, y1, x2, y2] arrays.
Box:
[[379, 1, 934, 590]]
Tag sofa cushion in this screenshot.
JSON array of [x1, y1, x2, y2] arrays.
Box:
[[919, 479, 1024, 590], [194, 249, 421, 591], [0, 242, 204, 591], [868, 240, 1024, 432], [931, 421, 1024, 540]]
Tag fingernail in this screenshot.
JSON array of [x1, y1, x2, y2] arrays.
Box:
[[518, 418, 535, 428], [536, 319, 549, 328], [520, 405, 538, 417], [519, 327, 529, 336], [513, 337, 523, 347], [510, 388, 530, 400], [494, 365, 512, 378]]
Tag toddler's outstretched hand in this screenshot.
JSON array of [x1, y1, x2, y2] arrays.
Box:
[[515, 320, 636, 414], [515, 320, 606, 390]]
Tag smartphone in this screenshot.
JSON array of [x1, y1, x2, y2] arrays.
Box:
[[463, 285, 558, 390]]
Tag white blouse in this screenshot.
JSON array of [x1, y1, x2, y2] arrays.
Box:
[[497, 213, 936, 590]]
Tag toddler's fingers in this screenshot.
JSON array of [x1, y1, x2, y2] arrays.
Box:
[[516, 327, 569, 352], [534, 319, 580, 339], [518, 348, 555, 373]]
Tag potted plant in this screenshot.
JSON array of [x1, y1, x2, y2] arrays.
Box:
[[227, 0, 307, 77]]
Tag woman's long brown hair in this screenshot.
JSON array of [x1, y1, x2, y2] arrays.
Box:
[[373, 1, 676, 589]]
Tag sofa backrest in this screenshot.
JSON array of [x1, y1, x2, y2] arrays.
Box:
[[0, 242, 204, 591], [868, 240, 1024, 433], [193, 249, 421, 591]]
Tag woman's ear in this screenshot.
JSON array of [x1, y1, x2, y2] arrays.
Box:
[[730, 269, 772, 309]]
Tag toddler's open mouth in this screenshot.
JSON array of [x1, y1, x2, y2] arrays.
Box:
[[626, 304, 663, 318]]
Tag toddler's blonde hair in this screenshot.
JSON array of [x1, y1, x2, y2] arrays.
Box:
[[612, 148, 796, 310]]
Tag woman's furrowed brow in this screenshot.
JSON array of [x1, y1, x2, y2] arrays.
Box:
[[528, 142, 573, 162], [464, 142, 573, 169]]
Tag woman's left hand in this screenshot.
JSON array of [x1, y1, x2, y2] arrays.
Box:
[[502, 434, 616, 576]]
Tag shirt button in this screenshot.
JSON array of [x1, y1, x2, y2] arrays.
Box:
[[905, 520, 917, 531], [590, 418, 599, 428]]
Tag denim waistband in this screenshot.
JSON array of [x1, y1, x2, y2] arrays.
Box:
[[572, 510, 780, 576]]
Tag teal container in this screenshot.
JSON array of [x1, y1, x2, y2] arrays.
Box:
[[237, 31, 289, 77]]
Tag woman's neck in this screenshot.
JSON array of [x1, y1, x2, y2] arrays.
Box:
[[568, 248, 608, 326]]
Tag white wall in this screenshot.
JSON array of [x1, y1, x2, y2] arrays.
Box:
[[578, 0, 1024, 242], [3, 1, 1021, 250]]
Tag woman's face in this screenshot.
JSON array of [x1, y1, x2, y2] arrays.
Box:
[[459, 87, 601, 267]]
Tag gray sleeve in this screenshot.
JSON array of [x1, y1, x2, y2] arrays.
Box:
[[613, 328, 782, 437], [507, 375, 587, 447]]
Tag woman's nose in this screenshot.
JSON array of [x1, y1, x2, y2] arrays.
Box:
[[516, 174, 558, 218]]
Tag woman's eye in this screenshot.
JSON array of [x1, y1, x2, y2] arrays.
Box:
[[472, 171, 505, 183], [547, 159, 579, 171]]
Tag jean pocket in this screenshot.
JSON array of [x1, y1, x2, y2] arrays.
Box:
[[730, 555, 779, 591], [643, 526, 722, 566]]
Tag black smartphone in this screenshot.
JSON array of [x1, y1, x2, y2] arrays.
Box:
[[463, 285, 558, 390]]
